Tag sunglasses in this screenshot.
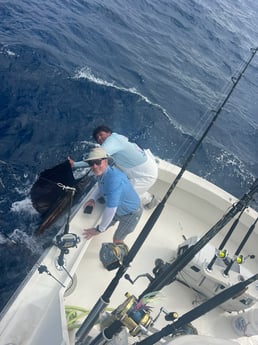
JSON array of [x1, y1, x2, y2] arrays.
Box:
[[88, 159, 105, 167]]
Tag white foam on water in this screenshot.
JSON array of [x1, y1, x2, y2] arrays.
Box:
[[11, 197, 38, 216], [11, 229, 42, 255], [0, 233, 8, 244], [72, 66, 182, 129]]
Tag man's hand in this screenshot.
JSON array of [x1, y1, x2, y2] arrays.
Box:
[[67, 156, 74, 167], [83, 227, 100, 240], [83, 199, 95, 208]]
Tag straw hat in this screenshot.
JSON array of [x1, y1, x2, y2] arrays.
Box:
[[84, 147, 109, 161]]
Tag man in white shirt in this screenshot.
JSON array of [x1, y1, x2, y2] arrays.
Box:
[[69, 125, 158, 208]]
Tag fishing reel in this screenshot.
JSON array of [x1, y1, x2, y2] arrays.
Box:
[[102, 293, 179, 338], [152, 258, 173, 283], [99, 242, 129, 271], [54, 233, 80, 269], [152, 306, 178, 323], [125, 258, 174, 286], [111, 293, 153, 336], [55, 233, 80, 253]]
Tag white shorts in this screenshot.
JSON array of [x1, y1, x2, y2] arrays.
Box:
[[122, 149, 158, 198]]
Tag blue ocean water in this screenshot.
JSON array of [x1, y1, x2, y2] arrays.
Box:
[[0, 0, 257, 312]]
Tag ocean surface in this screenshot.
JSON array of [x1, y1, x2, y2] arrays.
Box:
[[0, 0, 257, 312]]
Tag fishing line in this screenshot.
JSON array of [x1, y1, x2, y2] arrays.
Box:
[[75, 48, 258, 344], [173, 47, 258, 165], [165, 47, 258, 196]]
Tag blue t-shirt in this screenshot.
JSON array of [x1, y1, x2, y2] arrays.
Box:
[[102, 133, 147, 168], [73, 133, 147, 169], [97, 165, 140, 216]]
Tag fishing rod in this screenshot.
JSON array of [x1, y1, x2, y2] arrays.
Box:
[[75, 48, 258, 344], [162, 47, 258, 199], [134, 274, 258, 345], [54, 184, 80, 268], [139, 178, 257, 299], [56, 183, 76, 235], [53, 166, 95, 267], [85, 179, 258, 345], [206, 206, 247, 271], [75, 201, 166, 344], [89, 274, 258, 345], [223, 217, 258, 276]]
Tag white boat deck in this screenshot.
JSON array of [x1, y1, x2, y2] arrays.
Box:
[[0, 159, 257, 345]]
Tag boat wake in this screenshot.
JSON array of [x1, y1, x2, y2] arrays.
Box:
[[73, 66, 181, 130]]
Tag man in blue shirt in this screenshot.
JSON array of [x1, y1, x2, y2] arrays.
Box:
[[82, 147, 142, 244], [68, 126, 158, 209]]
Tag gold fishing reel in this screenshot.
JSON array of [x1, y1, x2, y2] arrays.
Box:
[[113, 293, 152, 336]]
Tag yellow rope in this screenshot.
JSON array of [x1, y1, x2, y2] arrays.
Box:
[[65, 305, 114, 330], [65, 305, 90, 330]]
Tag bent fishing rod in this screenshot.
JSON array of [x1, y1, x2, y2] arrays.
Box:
[[75, 47, 258, 344]]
